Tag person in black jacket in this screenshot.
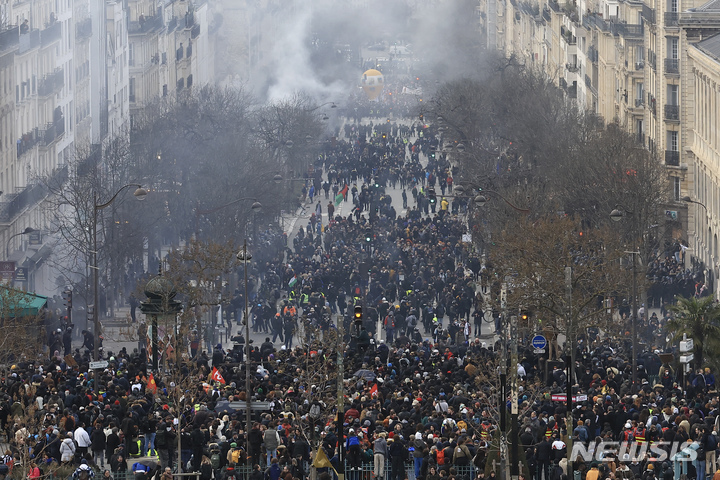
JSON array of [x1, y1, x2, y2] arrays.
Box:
[[105, 427, 120, 465], [536, 437, 552, 480], [91, 424, 107, 467], [389, 437, 408, 480], [190, 425, 204, 471], [248, 424, 263, 467]]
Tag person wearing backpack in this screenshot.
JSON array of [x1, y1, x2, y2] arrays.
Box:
[[210, 445, 222, 473], [435, 446, 446, 467], [452, 438, 472, 466]]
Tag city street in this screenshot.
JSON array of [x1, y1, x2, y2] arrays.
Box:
[[100, 118, 502, 361]]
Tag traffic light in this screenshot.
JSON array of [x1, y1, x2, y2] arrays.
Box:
[[365, 228, 373, 243], [87, 304, 94, 324], [419, 113, 424, 121], [428, 188, 437, 204], [354, 306, 363, 326], [63, 289, 73, 323]]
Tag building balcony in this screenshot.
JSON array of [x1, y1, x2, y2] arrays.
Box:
[[561, 27, 577, 45], [665, 58, 679, 75], [642, 4, 656, 24], [18, 29, 40, 54], [665, 150, 680, 166], [191, 23, 200, 39], [75, 17, 92, 40], [566, 63, 579, 72], [0, 26, 19, 53], [635, 98, 644, 107], [37, 68, 64, 97], [40, 21, 61, 47], [665, 12, 679, 27], [128, 15, 163, 35], [17, 128, 41, 158], [612, 22, 643, 38], [664, 104, 679, 121], [0, 166, 66, 223], [635, 61, 644, 70], [40, 117, 65, 147]]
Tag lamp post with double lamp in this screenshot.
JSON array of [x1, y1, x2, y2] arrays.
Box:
[[236, 236, 256, 463], [6, 227, 37, 259], [92, 185, 147, 366], [609, 206, 639, 394]]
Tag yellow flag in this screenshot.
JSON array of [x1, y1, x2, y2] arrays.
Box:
[[313, 447, 336, 474]]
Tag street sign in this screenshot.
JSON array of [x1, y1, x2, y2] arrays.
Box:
[[531, 335, 547, 350], [534, 348, 546, 354], [14, 267, 27, 282], [28, 232, 41, 245], [680, 339, 694, 352], [89, 360, 109, 370], [228, 401, 271, 411], [680, 354, 694, 364]]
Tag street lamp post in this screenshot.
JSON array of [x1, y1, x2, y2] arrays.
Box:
[[468, 189, 530, 480], [610, 206, 639, 393], [92, 184, 147, 365], [682, 196, 708, 268], [237, 234, 258, 462], [6, 227, 37, 260]]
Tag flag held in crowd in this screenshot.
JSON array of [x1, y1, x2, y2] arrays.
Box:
[[211, 367, 226, 384]]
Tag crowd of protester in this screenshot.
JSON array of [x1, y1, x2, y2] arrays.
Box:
[[5, 102, 720, 480]]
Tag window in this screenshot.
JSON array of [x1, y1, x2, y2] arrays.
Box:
[[636, 45, 644, 63], [129, 77, 135, 102], [673, 177, 681, 201], [668, 37, 679, 59], [636, 82, 644, 100], [667, 130, 679, 151], [667, 84, 679, 105], [670, 0, 678, 12]]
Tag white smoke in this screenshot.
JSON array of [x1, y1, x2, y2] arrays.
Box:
[[265, 4, 348, 103]]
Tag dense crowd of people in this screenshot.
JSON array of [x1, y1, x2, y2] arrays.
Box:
[[5, 103, 718, 480]]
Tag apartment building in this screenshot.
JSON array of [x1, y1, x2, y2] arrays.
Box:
[[0, 0, 215, 295], [0, 0, 71, 292], [481, 0, 720, 293], [127, 0, 216, 121], [679, 2, 720, 289]]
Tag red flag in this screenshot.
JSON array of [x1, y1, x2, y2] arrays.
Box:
[[370, 384, 378, 397], [211, 367, 226, 384], [147, 374, 158, 394]]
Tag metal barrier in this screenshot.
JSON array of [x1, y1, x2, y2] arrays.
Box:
[[44, 461, 476, 480]]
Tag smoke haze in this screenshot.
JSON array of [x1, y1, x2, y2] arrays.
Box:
[[216, 0, 484, 103]]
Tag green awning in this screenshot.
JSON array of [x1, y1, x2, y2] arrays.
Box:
[[0, 286, 48, 317]]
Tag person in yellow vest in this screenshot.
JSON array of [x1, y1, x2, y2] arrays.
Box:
[[440, 198, 449, 211], [634, 422, 647, 446]]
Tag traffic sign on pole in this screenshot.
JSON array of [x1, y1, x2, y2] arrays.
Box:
[[531, 335, 547, 350]]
